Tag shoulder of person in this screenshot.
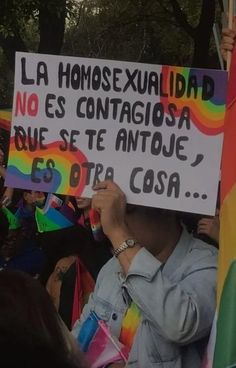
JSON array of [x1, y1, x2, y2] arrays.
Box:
[[183, 234, 218, 273], [190, 235, 218, 256]]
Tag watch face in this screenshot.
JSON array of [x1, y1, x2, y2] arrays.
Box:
[[126, 239, 136, 247]]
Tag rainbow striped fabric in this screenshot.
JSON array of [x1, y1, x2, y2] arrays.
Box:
[[0, 108, 11, 131], [212, 31, 236, 368], [202, 18, 236, 368], [89, 208, 104, 241], [119, 302, 141, 350]]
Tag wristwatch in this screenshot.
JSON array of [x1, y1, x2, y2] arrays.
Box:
[[114, 238, 138, 257]]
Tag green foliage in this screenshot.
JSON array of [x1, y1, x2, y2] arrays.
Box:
[[0, 0, 75, 105], [0, 0, 76, 43], [0, 0, 39, 38], [63, 0, 220, 67], [0, 49, 13, 106], [0, 0, 222, 106]]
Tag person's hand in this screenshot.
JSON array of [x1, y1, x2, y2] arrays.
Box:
[[0, 195, 11, 208], [197, 214, 219, 244], [0, 188, 14, 208], [221, 27, 236, 61], [92, 181, 131, 247]]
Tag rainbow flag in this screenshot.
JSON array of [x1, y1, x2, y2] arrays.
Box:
[[0, 109, 11, 131], [212, 35, 236, 367], [203, 32, 236, 368], [35, 206, 74, 232], [89, 209, 104, 241], [119, 302, 141, 350]]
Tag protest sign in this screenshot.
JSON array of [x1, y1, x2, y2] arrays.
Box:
[[5, 52, 227, 215]]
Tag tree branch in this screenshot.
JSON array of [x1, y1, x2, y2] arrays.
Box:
[[197, 0, 215, 32], [155, 0, 195, 38], [38, 0, 66, 54], [168, 0, 196, 38]]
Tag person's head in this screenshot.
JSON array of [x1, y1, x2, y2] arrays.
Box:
[[75, 197, 91, 211], [38, 224, 95, 276], [23, 190, 45, 209], [38, 224, 110, 283], [0, 270, 87, 368], [125, 204, 181, 256], [39, 225, 91, 261]]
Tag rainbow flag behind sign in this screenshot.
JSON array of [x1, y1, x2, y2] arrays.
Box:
[[0, 109, 11, 131], [201, 23, 236, 368], [212, 36, 236, 368]]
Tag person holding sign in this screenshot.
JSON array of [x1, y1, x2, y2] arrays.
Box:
[[221, 7, 236, 63], [72, 181, 217, 368]]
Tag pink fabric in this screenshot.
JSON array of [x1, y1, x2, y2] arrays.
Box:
[[85, 319, 129, 368]]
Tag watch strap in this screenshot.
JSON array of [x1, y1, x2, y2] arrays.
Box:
[[114, 239, 137, 257]]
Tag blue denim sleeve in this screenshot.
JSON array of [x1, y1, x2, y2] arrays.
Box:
[[124, 247, 217, 345]]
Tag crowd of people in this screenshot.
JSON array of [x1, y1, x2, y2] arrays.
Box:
[[0, 24, 234, 368]]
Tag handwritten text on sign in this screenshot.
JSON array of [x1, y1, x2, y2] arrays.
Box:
[[5, 52, 227, 214]]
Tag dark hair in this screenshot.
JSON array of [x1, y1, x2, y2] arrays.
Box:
[[0, 270, 87, 368], [39, 224, 112, 283], [39, 225, 90, 260]]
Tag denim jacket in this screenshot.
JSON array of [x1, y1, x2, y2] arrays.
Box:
[[72, 228, 218, 368]]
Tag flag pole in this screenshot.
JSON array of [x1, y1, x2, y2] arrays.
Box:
[[227, 0, 234, 71], [213, 23, 225, 70]]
